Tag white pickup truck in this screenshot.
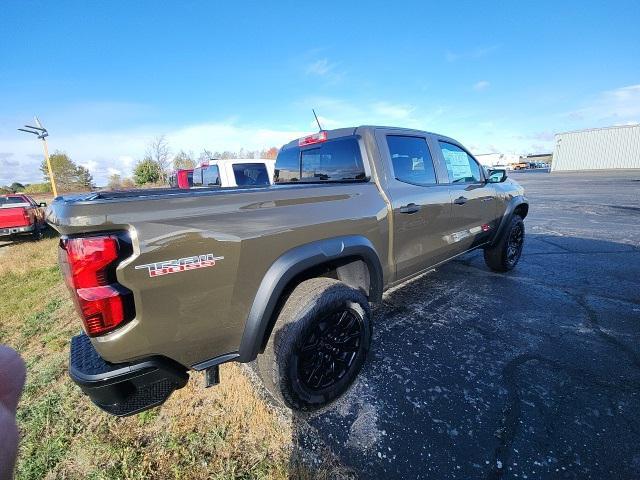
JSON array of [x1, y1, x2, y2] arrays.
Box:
[[192, 158, 276, 188]]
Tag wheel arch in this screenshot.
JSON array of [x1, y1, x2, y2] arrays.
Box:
[[237, 235, 383, 362], [491, 195, 529, 246]]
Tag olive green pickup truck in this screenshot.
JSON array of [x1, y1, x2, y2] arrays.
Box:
[[47, 126, 528, 415]]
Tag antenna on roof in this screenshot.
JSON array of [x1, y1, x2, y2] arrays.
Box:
[[312, 109, 323, 131]]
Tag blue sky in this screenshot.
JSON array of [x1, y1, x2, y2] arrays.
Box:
[[1, 0, 639, 185]]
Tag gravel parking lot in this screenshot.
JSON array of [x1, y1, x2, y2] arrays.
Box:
[[293, 170, 640, 479]]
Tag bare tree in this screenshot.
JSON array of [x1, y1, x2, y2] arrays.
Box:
[[146, 135, 171, 182], [107, 173, 122, 190], [121, 177, 136, 189], [198, 149, 214, 164]]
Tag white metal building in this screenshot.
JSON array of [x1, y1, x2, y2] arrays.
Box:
[[475, 153, 521, 167], [552, 124, 640, 171]]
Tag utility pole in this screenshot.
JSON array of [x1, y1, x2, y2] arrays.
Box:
[[18, 117, 58, 197]]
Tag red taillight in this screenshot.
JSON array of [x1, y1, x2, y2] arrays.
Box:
[[60, 235, 134, 336], [298, 130, 328, 146], [65, 237, 119, 288]]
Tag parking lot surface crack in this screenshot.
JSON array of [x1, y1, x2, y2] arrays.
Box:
[[571, 292, 640, 370]]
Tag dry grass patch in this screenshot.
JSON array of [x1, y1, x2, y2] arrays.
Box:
[[0, 235, 296, 479]]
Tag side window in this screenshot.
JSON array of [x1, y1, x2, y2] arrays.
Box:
[[233, 163, 270, 186], [274, 148, 300, 183], [438, 142, 482, 183], [202, 165, 221, 186], [300, 138, 365, 182], [192, 167, 203, 186], [386, 135, 437, 186]]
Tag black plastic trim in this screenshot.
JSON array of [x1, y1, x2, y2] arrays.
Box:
[[69, 333, 188, 416], [491, 195, 529, 246], [237, 235, 383, 362], [191, 352, 239, 371]]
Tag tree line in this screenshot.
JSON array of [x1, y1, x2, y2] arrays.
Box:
[[2, 136, 279, 194], [110, 135, 279, 189], [1, 152, 94, 194]]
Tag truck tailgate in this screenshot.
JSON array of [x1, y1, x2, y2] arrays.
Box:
[[0, 206, 30, 228]]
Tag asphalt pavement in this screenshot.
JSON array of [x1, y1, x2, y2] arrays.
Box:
[[292, 170, 640, 479]]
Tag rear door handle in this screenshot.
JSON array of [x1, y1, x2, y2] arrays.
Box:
[[399, 203, 420, 214], [454, 196, 468, 205]]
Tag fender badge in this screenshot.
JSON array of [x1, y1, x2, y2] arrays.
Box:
[[135, 253, 224, 277]]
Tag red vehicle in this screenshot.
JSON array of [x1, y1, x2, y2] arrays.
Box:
[[168, 169, 194, 189], [0, 194, 47, 239]]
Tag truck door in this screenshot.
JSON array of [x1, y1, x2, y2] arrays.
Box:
[[436, 140, 498, 251], [377, 133, 454, 281]]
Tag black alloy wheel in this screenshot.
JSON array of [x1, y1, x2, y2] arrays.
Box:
[[296, 307, 364, 392], [255, 277, 372, 411], [506, 222, 524, 266]]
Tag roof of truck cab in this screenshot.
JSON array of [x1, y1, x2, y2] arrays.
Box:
[[195, 158, 276, 168], [280, 126, 443, 149]]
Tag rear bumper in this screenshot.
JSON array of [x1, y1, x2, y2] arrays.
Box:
[[0, 224, 34, 236], [69, 334, 188, 416]]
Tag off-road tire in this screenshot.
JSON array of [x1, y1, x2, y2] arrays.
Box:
[[31, 225, 44, 241], [484, 214, 525, 272], [255, 277, 372, 411]]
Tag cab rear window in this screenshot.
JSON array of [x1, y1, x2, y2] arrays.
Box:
[[192, 165, 220, 187], [274, 137, 366, 183], [0, 196, 28, 206], [233, 163, 270, 186]]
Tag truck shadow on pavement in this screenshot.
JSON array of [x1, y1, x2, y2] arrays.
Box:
[[288, 234, 640, 480]]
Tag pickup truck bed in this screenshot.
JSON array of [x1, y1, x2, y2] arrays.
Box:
[[0, 194, 46, 238], [50, 180, 388, 365], [48, 125, 528, 414]]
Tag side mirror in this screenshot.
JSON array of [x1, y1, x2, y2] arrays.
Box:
[[39, 202, 47, 207], [487, 169, 507, 183]]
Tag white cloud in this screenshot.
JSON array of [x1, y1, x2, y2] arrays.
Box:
[[473, 80, 490, 91], [311, 116, 341, 130], [568, 84, 640, 122], [298, 96, 426, 128], [372, 102, 415, 119], [167, 123, 307, 153], [303, 57, 344, 84], [306, 58, 335, 76], [0, 122, 307, 186]]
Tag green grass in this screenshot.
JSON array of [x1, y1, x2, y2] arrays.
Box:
[[0, 265, 60, 335], [0, 238, 294, 479]]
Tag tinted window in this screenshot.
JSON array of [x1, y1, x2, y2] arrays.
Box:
[[233, 163, 270, 186], [300, 138, 365, 182], [192, 167, 204, 185], [386, 136, 437, 185], [201, 165, 221, 186], [438, 142, 482, 183], [0, 196, 28, 206], [274, 148, 300, 183]]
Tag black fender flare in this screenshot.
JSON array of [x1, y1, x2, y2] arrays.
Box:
[[237, 235, 383, 362], [491, 195, 529, 246]]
